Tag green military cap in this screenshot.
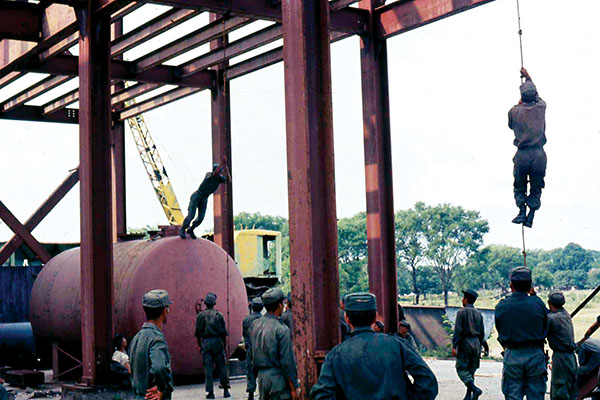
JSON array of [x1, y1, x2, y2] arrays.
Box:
[[548, 290, 566, 307], [205, 292, 217, 305], [399, 320, 411, 330], [509, 266, 532, 282], [142, 289, 173, 308], [262, 287, 285, 305], [462, 289, 479, 300], [251, 297, 263, 307], [344, 293, 377, 312]]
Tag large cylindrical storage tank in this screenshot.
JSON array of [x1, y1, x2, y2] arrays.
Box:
[[30, 237, 247, 376]]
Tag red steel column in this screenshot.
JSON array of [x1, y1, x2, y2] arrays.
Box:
[[77, 1, 114, 385], [282, 0, 340, 395], [210, 14, 234, 256], [359, 0, 398, 333], [112, 19, 127, 241]]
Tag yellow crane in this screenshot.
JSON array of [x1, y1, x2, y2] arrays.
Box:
[[126, 107, 184, 225]]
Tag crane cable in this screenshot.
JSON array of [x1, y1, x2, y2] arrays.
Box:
[[521, 224, 527, 268]]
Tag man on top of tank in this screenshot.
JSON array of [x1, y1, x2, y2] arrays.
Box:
[[129, 289, 174, 400]]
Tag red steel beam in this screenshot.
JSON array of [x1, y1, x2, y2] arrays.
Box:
[[0, 1, 41, 42], [77, 1, 114, 384], [112, 19, 126, 240], [359, 0, 398, 333], [282, 0, 340, 396], [209, 13, 234, 257], [0, 200, 52, 264], [2, 75, 72, 112], [0, 105, 78, 123], [117, 86, 202, 120], [375, 0, 496, 40], [0, 169, 79, 266]]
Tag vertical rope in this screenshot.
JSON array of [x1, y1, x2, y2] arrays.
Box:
[[516, 0, 525, 71], [521, 225, 527, 267]]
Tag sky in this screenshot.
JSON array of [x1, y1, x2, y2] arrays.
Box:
[[0, 0, 599, 252]]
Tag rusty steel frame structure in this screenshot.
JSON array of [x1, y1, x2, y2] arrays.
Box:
[[0, 0, 496, 392]]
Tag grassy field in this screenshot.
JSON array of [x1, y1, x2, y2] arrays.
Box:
[[399, 289, 600, 357]]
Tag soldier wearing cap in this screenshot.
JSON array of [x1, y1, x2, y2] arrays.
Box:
[[195, 292, 230, 399], [310, 293, 438, 400], [452, 289, 485, 400], [243, 297, 264, 400], [281, 294, 294, 338], [495, 267, 548, 400], [546, 290, 577, 400], [129, 289, 174, 400], [396, 320, 417, 352], [249, 287, 298, 400], [180, 159, 230, 239], [339, 297, 350, 342]]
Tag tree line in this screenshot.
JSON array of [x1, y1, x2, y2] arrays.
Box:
[[234, 205, 600, 305]]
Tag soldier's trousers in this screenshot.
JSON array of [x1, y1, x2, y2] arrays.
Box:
[[182, 191, 209, 231], [456, 347, 481, 385], [502, 347, 547, 400], [246, 355, 257, 393], [513, 147, 547, 210], [202, 338, 229, 393], [551, 352, 577, 400], [257, 368, 292, 400]]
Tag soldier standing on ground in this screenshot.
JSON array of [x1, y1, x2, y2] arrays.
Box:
[[575, 338, 600, 386], [243, 297, 264, 400], [546, 290, 577, 400], [508, 67, 547, 228], [396, 320, 418, 352], [281, 294, 293, 338], [249, 287, 299, 400], [129, 289, 174, 400], [495, 267, 548, 400], [180, 159, 230, 239], [339, 298, 350, 342], [195, 293, 231, 399], [452, 289, 485, 400], [310, 293, 438, 400]]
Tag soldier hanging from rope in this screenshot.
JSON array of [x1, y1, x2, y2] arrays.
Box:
[[180, 157, 231, 239], [508, 67, 547, 228]]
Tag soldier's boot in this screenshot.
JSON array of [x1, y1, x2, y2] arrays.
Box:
[[462, 387, 471, 400], [179, 227, 186, 239], [223, 388, 231, 398], [187, 228, 197, 239], [206, 392, 215, 399], [468, 382, 482, 400], [248, 392, 254, 400], [512, 205, 527, 224], [523, 209, 535, 228]]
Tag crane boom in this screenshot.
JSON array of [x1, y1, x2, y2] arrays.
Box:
[[126, 110, 184, 225]]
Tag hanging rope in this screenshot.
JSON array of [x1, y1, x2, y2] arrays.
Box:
[[516, 0, 525, 71], [521, 224, 527, 267]]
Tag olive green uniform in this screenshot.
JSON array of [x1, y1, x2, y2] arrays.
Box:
[[547, 309, 577, 400], [453, 304, 485, 386], [129, 322, 174, 399], [249, 314, 298, 400], [243, 310, 263, 393], [195, 308, 229, 393]]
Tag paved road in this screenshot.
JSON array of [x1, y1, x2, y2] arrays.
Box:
[[172, 359, 551, 399]]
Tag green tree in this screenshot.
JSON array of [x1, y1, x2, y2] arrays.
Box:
[[416, 265, 442, 299], [395, 208, 426, 304], [234, 212, 288, 233], [337, 213, 369, 294], [420, 203, 489, 305]]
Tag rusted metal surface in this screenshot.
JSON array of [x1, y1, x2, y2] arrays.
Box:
[[77, 2, 113, 384], [0, 323, 36, 368], [30, 237, 248, 376], [375, 0, 496, 40], [359, 0, 398, 334], [0, 105, 78, 123], [118, 86, 203, 121], [210, 14, 235, 258], [0, 168, 79, 266], [2, 75, 72, 112], [0, 2, 41, 42], [0, 200, 52, 263], [282, 0, 340, 396], [112, 20, 127, 241], [0, 267, 42, 322]]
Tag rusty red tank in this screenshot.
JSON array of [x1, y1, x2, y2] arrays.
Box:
[[30, 236, 247, 376]]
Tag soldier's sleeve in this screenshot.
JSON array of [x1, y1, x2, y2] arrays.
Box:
[[195, 314, 204, 339], [309, 352, 337, 400], [218, 313, 229, 337], [452, 310, 463, 349], [148, 338, 174, 397], [477, 312, 485, 346], [508, 108, 514, 129], [402, 344, 439, 400], [277, 327, 298, 388]]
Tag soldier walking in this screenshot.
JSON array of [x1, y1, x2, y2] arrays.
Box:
[[452, 289, 485, 400], [495, 267, 548, 400], [129, 290, 174, 400], [195, 293, 230, 399], [310, 293, 438, 400], [243, 297, 264, 400], [546, 290, 577, 400], [249, 287, 298, 400]]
